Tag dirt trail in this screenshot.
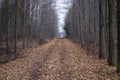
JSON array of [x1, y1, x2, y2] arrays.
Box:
[[0, 39, 119, 80]]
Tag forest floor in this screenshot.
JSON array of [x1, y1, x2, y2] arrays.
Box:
[[0, 39, 120, 80]]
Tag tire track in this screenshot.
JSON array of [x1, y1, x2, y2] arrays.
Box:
[[58, 40, 82, 80], [37, 40, 62, 80], [28, 42, 58, 80], [35, 39, 82, 80], [36, 39, 81, 80]]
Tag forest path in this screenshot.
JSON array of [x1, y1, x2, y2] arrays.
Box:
[[0, 39, 119, 80]]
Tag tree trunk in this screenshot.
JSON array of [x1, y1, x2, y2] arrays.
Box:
[[99, 0, 107, 59], [108, 0, 117, 66], [14, 0, 18, 53], [5, 0, 9, 54], [117, 0, 120, 73], [22, 0, 25, 49]]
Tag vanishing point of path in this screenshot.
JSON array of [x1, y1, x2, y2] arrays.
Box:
[[0, 39, 119, 80]]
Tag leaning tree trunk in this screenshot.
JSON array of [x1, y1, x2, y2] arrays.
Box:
[[117, 0, 120, 73]]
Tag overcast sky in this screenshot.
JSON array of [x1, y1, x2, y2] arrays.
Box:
[[55, 0, 72, 34]]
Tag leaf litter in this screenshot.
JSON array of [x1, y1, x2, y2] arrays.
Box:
[[0, 39, 119, 80]]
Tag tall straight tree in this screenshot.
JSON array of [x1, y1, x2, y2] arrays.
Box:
[[4, 0, 9, 54], [117, 0, 120, 73], [108, 0, 117, 66], [14, 0, 18, 53], [22, 0, 25, 49], [99, 0, 107, 59]]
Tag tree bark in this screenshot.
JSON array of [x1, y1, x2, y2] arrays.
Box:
[[14, 0, 18, 53], [5, 0, 9, 54], [117, 0, 120, 73], [22, 0, 25, 49], [99, 0, 107, 59], [108, 0, 117, 66]]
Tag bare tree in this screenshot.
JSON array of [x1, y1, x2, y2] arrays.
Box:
[[117, 0, 120, 73], [108, 0, 117, 66]]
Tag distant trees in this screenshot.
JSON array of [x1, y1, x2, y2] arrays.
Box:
[[0, 0, 57, 55], [65, 0, 99, 54], [65, 0, 119, 72]]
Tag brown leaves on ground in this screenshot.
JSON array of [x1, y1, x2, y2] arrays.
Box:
[[0, 39, 119, 80]]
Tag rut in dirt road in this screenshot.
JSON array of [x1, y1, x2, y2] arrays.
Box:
[[0, 39, 119, 80]]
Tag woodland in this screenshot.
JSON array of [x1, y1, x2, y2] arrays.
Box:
[[0, 0, 120, 80]]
